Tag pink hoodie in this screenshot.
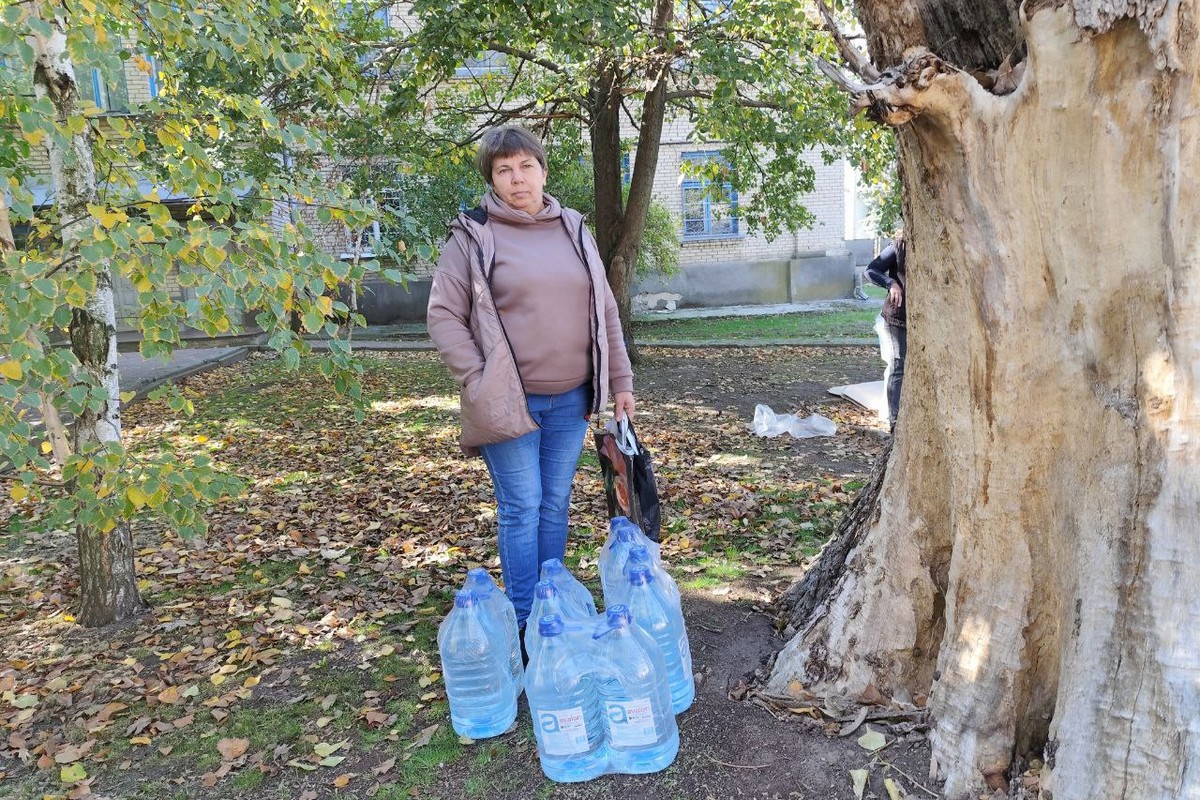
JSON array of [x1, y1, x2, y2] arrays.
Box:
[[427, 191, 634, 452]]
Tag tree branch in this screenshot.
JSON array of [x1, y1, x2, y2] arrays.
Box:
[[663, 89, 789, 110], [484, 43, 568, 75], [815, 0, 880, 81]]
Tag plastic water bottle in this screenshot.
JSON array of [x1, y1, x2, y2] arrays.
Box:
[[623, 545, 681, 607], [525, 614, 607, 782], [624, 565, 694, 714], [525, 579, 594, 656], [464, 568, 523, 693], [437, 590, 517, 739], [539, 559, 597, 617], [600, 524, 644, 608], [591, 605, 678, 774]]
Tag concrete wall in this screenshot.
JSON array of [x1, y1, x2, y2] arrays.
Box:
[[635, 250, 856, 308]]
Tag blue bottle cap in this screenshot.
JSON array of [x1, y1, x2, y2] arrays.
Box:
[[628, 546, 650, 563], [615, 526, 636, 542], [606, 605, 632, 628], [541, 558, 565, 575], [628, 565, 653, 586], [454, 589, 476, 608], [610, 516, 632, 530], [466, 568, 494, 593], [534, 580, 557, 599], [538, 614, 565, 637]]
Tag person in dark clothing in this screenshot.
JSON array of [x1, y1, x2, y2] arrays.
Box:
[[865, 234, 907, 431]]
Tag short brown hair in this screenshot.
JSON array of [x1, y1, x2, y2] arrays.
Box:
[[475, 126, 547, 183]]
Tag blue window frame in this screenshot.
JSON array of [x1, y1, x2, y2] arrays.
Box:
[[78, 67, 130, 113], [146, 56, 159, 98], [681, 151, 739, 239]]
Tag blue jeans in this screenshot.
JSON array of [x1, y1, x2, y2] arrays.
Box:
[[479, 384, 589, 626], [881, 322, 907, 429]]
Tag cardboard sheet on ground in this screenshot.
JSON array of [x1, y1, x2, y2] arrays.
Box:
[[828, 380, 889, 423]]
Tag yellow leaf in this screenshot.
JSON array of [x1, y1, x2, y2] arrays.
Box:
[[333, 774, 351, 788], [194, 435, 209, 444], [242, 676, 260, 688], [129, 736, 152, 746], [0, 360, 23, 380], [210, 674, 227, 686], [41, 441, 53, 454], [127, 486, 150, 510], [133, 276, 152, 292], [60, 762, 87, 783], [9, 484, 29, 502], [205, 124, 220, 140], [678, 537, 691, 549], [317, 296, 334, 316]]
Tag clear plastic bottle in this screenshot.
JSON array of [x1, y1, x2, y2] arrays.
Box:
[[539, 558, 597, 617], [464, 568, 523, 694], [437, 590, 517, 739], [525, 579, 594, 656], [623, 565, 694, 714], [591, 605, 678, 774], [524, 614, 607, 782], [599, 519, 661, 605], [622, 545, 682, 607]]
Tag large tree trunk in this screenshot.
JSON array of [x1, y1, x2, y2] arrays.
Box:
[[32, 10, 143, 626], [768, 2, 1199, 799], [590, 0, 675, 364]]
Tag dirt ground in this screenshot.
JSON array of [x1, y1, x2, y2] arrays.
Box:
[[429, 347, 936, 800], [0, 345, 938, 800]]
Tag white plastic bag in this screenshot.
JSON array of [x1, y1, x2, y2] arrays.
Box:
[[752, 404, 837, 439]]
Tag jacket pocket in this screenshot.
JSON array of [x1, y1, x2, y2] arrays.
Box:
[[459, 343, 537, 447]]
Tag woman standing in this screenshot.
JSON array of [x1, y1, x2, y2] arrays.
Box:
[[426, 126, 635, 629], [865, 232, 907, 431]]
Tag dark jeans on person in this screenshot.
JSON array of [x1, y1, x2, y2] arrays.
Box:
[[881, 322, 907, 430], [479, 383, 589, 626]]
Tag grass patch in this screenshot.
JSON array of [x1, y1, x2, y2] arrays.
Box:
[[632, 310, 879, 341]]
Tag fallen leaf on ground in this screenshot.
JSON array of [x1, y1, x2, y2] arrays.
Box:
[[857, 728, 886, 752], [406, 723, 439, 749], [850, 768, 868, 799], [217, 738, 249, 760]]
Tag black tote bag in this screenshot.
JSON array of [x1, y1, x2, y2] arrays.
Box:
[[593, 417, 661, 542]]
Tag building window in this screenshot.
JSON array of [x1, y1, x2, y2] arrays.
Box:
[[681, 151, 739, 239], [455, 50, 508, 78], [146, 56, 160, 99], [78, 67, 130, 113], [343, 168, 408, 259]]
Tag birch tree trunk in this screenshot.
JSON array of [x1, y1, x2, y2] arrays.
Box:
[[32, 13, 143, 626], [768, 2, 1200, 798]]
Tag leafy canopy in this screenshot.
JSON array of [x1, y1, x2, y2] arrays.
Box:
[[0, 0, 406, 538]]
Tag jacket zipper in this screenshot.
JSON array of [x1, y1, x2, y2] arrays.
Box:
[[564, 217, 604, 415]]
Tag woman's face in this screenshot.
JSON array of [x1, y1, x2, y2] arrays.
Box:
[[491, 151, 548, 214]]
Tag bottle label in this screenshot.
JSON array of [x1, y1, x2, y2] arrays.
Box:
[[536, 705, 590, 755], [605, 697, 658, 747]]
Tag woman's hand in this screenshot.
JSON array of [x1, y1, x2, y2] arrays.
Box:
[[613, 391, 636, 422], [888, 282, 904, 307]]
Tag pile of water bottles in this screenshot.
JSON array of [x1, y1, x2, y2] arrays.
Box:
[[437, 516, 692, 782]]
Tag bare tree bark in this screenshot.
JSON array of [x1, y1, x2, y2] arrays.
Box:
[[769, 2, 1200, 798], [31, 6, 143, 626]]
